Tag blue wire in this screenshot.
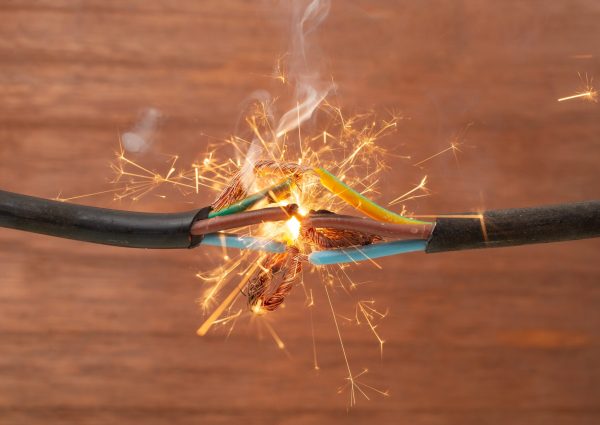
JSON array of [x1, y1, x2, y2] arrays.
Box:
[[201, 234, 425, 263], [308, 239, 427, 265], [201, 233, 286, 253]]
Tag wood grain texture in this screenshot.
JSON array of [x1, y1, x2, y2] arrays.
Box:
[[0, 1, 599, 424]]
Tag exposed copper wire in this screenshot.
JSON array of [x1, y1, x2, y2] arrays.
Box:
[[211, 160, 308, 211], [300, 226, 381, 249], [247, 246, 304, 312], [254, 159, 310, 176], [211, 177, 246, 212]]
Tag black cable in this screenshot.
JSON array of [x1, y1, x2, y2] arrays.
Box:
[[0, 190, 211, 249], [426, 201, 600, 253], [3, 190, 599, 253]]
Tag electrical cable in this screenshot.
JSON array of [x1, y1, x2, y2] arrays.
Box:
[[0, 189, 210, 249], [0, 185, 295, 250], [308, 201, 600, 265], [2, 187, 597, 260], [313, 167, 432, 226], [425, 200, 600, 253]]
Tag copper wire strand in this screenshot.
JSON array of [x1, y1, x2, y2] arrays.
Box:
[[211, 160, 309, 211], [244, 224, 382, 312], [191, 205, 298, 235], [300, 226, 381, 249], [302, 214, 434, 240], [247, 246, 304, 312]]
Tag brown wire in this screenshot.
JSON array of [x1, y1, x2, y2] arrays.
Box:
[[302, 213, 434, 240], [190, 205, 297, 235]]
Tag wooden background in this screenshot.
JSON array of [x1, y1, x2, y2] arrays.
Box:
[[1, 1, 599, 424]]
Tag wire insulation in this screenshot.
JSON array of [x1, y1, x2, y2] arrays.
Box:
[[426, 201, 600, 253], [0, 189, 209, 249], [313, 167, 431, 225], [303, 213, 434, 239], [191, 205, 297, 235], [308, 239, 427, 265], [201, 233, 286, 253]]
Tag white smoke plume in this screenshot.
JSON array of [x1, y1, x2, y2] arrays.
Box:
[[275, 0, 333, 138], [121, 108, 162, 153], [236, 0, 332, 193]]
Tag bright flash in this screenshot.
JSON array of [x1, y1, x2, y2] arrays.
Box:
[[252, 300, 265, 315], [286, 216, 301, 240]]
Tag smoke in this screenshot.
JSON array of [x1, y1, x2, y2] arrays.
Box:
[[232, 90, 275, 192], [275, 0, 333, 138], [236, 0, 332, 193], [239, 142, 263, 195], [275, 83, 330, 138], [121, 108, 162, 153]]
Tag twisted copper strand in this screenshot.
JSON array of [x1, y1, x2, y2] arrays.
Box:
[[247, 246, 303, 313], [211, 160, 307, 211], [300, 226, 381, 249]]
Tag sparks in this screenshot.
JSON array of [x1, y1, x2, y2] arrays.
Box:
[[69, 98, 410, 406], [356, 300, 387, 358], [71, 36, 426, 407], [558, 73, 598, 103], [558, 90, 598, 103]]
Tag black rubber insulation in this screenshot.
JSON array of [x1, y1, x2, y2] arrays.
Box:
[[0, 190, 211, 249], [426, 200, 600, 253]]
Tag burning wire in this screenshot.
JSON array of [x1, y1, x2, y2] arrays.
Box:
[[1, 161, 599, 408], [1, 153, 599, 346], [2, 185, 598, 264]]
